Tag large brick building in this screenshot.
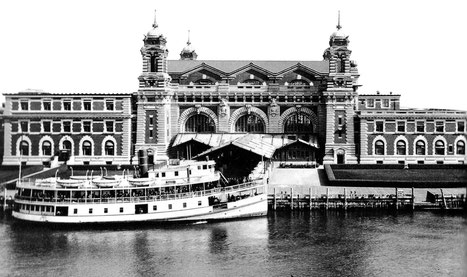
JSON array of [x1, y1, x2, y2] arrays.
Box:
[[1, 11, 466, 166]]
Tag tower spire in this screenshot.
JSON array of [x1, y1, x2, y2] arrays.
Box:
[[153, 9, 158, 28], [187, 30, 191, 45], [336, 10, 341, 30]]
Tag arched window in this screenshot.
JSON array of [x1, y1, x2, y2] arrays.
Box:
[[235, 114, 265, 133], [242, 79, 262, 85], [457, 140, 465, 155], [82, 141, 92, 156], [396, 140, 406, 155], [435, 140, 445, 155], [42, 141, 52, 156], [375, 140, 385, 155], [185, 114, 215, 133], [284, 113, 313, 133], [105, 141, 115, 156], [289, 79, 309, 86], [415, 140, 426, 155], [150, 56, 158, 72], [194, 79, 214, 85], [20, 141, 29, 156], [63, 140, 72, 151]]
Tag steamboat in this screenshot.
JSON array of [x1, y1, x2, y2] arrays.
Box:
[[12, 160, 267, 224]]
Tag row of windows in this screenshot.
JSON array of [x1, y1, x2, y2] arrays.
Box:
[[184, 113, 314, 133], [362, 98, 393, 108], [16, 99, 116, 111], [176, 95, 313, 103], [18, 140, 115, 156], [374, 120, 465, 133], [374, 139, 465, 155], [17, 120, 116, 133]]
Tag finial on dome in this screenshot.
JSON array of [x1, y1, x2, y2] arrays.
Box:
[[336, 10, 342, 30], [187, 30, 191, 45], [153, 9, 158, 28]]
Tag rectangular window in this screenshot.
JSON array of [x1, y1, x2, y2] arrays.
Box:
[[435, 121, 444, 132], [161, 172, 166, 177], [397, 121, 405, 132], [375, 121, 384, 132], [89, 208, 93, 214], [43, 121, 51, 132], [83, 100, 92, 111], [105, 100, 114, 111], [149, 115, 154, 125], [149, 128, 153, 138], [63, 100, 72, 111], [19, 121, 28, 132], [153, 205, 157, 211], [174, 171, 179, 176], [105, 121, 114, 132], [74, 208, 78, 214], [120, 207, 124, 213], [83, 121, 91, 132], [416, 121, 425, 132], [168, 204, 172, 210], [382, 99, 390, 108], [43, 101, 51, 111], [367, 99, 375, 108], [104, 208, 108, 214], [203, 165, 207, 170], [338, 116, 343, 125], [198, 201, 202, 206], [63, 121, 71, 132], [20, 101, 29, 110], [457, 121, 465, 132], [183, 203, 187, 208]]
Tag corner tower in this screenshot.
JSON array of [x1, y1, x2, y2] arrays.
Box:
[[135, 10, 173, 162], [180, 30, 197, 60], [322, 12, 360, 164]]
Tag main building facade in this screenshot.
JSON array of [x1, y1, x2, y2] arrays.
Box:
[[1, 11, 466, 166]]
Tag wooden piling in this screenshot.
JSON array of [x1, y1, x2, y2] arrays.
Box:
[[273, 187, 276, 211], [290, 187, 293, 211], [344, 188, 347, 210], [326, 188, 329, 210], [411, 187, 415, 210], [395, 187, 399, 210], [309, 187, 312, 210], [440, 189, 447, 210]]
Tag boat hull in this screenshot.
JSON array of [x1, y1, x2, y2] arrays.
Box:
[[12, 194, 267, 224]]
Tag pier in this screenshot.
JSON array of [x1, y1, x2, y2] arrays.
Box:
[[268, 186, 466, 211]]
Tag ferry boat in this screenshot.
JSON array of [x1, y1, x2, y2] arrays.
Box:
[[12, 160, 268, 224]]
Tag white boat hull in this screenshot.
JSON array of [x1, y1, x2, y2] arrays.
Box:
[[12, 194, 267, 224]]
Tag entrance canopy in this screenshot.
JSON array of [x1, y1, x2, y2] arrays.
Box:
[[178, 134, 318, 160]]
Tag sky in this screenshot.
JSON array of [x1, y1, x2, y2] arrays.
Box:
[[0, 0, 466, 110]]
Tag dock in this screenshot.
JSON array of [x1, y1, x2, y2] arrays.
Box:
[[268, 186, 466, 211]]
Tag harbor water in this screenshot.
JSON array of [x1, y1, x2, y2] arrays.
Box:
[[0, 211, 465, 277]]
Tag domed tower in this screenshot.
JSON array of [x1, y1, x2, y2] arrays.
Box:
[[135, 10, 174, 163], [138, 10, 171, 88], [321, 11, 360, 164], [180, 30, 198, 60]]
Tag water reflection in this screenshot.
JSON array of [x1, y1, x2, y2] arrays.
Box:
[[0, 211, 464, 277]]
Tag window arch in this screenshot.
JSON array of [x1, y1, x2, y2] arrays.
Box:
[[235, 114, 265, 133], [284, 113, 313, 133], [42, 141, 52, 156], [396, 140, 406, 155], [242, 79, 262, 85], [194, 79, 214, 85], [415, 140, 426, 155], [185, 114, 215, 133], [104, 141, 115, 156], [456, 140, 465, 155], [435, 140, 445, 155], [82, 140, 92, 156], [375, 140, 385, 155], [20, 140, 29, 156]]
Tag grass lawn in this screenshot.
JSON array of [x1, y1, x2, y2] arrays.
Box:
[[332, 168, 467, 182]]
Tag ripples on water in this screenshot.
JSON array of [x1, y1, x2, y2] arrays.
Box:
[[0, 211, 465, 277]]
